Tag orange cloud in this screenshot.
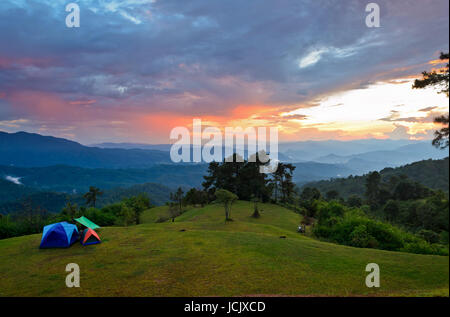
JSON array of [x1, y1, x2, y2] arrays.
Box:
[[5, 91, 80, 119], [69, 100, 97, 105], [428, 58, 449, 66], [231, 104, 279, 119]]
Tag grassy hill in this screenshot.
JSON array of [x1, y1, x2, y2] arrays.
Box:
[[0, 201, 448, 296]]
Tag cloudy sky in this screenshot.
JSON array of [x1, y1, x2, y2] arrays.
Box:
[[0, 0, 448, 144]]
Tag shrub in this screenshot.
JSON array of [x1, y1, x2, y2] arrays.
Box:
[[349, 224, 378, 248], [83, 207, 116, 227], [311, 201, 444, 255], [0, 219, 20, 239], [402, 241, 449, 256], [418, 229, 440, 244], [312, 225, 332, 239], [317, 201, 345, 225], [440, 231, 449, 245]]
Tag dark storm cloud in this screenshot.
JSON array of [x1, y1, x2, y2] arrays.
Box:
[[0, 0, 448, 139]]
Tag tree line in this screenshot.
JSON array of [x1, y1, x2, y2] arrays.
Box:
[[0, 186, 152, 239], [163, 152, 297, 222]]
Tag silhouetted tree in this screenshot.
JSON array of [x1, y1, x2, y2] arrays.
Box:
[[203, 152, 271, 202], [413, 52, 449, 96], [413, 52, 449, 149], [184, 188, 208, 207], [271, 162, 296, 203], [365, 172, 381, 207], [170, 187, 184, 213], [431, 114, 449, 149], [84, 186, 103, 208]]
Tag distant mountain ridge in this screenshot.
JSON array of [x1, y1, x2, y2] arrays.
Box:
[[292, 161, 355, 184], [2, 131, 447, 172], [0, 131, 170, 168], [314, 142, 448, 165], [279, 139, 416, 161], [92, 142, 172, 151], [93, 137, 448, 171]]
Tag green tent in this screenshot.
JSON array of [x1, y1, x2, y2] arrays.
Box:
[[74, 216, 100, 230]]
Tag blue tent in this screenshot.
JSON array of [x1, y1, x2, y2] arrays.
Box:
[[39, 222, 79, 248]]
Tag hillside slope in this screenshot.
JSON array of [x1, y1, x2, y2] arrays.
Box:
[[302, 157, 449, 198], [0, 201, 448, 296]]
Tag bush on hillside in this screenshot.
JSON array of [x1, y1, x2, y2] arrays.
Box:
[[312, 201, 447, 255]]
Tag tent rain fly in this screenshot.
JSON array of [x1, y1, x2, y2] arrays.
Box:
[[74, 216, 100, 230]]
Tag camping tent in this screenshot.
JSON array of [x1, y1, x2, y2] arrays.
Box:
[[40, 222, 79, 248], [80, 228, 101, 246], [74, 216, 100, 230]]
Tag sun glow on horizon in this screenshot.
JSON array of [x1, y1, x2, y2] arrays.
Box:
[[280, 78, 449, 140]]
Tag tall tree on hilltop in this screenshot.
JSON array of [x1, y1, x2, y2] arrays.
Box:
[[202, 154, 244, 195], [271, 162, 296, 203], [202, 152, 270, 201], [280, 163, 296, 203], [237, 152, 271, 202], [413, 52, 449, 149]]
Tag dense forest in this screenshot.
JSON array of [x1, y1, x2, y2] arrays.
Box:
[[303, 157, 449, 198], [0, 182, 172, 214], [0, 164, 207, 193]]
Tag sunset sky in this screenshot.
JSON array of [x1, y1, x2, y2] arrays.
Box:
[[0, 0, 448, 144]]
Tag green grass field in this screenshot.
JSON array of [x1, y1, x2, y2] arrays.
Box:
[[0, 201, 448, 296]]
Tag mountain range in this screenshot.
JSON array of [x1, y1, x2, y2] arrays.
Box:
[[1, 130, 448, 214], [2, 131, 447, 170], [0, 131, 170, 168], [94, 137, 448, 174]]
